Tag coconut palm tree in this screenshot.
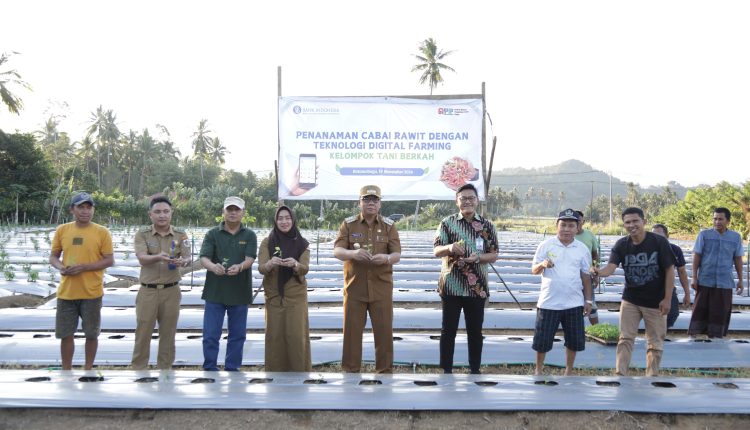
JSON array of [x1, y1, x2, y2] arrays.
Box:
[[209, 136, 228, 164], [411, 38, 455, 95], [137, 129, 160, 196], [75, 135, 96, 166], [191, 119, 212, 188], [0, 51, 31, 115], [86, 105, 121, 187], [35, 116, 74, 180], [119, 130, 139, 194], [156, 124, 181, 161]]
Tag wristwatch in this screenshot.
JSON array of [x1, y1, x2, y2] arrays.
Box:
[[585, 300, 593, 304]]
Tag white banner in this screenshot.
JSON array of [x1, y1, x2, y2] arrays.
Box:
[[277, 96, 485, 201]]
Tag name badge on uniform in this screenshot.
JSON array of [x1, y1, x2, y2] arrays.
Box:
[[476, 237, 484, 252]]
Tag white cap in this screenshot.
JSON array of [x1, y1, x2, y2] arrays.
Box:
[[223, 196, 245, 210]]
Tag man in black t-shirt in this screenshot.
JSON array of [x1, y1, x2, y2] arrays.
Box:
[[592, 207, 675, 376]]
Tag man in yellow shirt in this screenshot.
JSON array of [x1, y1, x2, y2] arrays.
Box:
[[49, 193, 114, 370]]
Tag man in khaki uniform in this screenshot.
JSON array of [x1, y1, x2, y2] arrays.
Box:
[[131, 196, 191, 370], [333, 185, 401, 373]]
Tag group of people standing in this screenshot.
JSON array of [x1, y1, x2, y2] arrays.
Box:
[[532, 206, 745, 376], [48, 189, 744, 376]]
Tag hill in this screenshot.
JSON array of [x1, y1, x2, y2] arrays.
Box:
[[488, 159, 688, 216]]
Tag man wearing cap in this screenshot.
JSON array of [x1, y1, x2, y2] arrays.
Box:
[[49, 192, 114, 370], [574, 210, 600, 325], [592, 207, 675, 376], [531, 209, 593, 375], [130, 196, 191, 370], [433, 183, 498, 374], [333, 185, 401, 373], [199, 196, 257, 371]]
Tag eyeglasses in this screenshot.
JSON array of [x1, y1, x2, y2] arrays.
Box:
[[361, 196, 380, 203], [458, 196, 477, 202]]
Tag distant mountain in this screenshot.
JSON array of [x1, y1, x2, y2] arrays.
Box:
[[488, 159, 688, 216]]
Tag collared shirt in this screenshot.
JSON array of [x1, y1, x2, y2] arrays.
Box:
[[694, 228, 744, 289], [134, 225, 191, 284], [199, 222, 257, 305], [334, 213, 401, 302], [433, 212, 499, 298], [533, 237, 591, 310]]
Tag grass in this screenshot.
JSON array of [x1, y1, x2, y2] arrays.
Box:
[[585, 323, 620, 342]]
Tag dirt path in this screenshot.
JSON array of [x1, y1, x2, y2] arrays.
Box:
[[0, 409, 747, 429]]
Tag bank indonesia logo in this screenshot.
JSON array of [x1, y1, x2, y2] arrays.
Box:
[[293, 105, 302, 114]]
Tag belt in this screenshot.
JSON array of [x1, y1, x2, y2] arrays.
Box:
[[141, 282, 179, 289]]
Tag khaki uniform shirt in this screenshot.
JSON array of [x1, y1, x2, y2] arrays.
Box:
[[134, 225, 191, 285], [334, 213, 401, 302]]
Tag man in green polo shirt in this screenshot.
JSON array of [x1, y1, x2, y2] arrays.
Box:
[[199, 196, 257, 371], [575, 210, 600, 325]]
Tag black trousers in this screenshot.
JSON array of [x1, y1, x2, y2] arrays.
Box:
[[440, 295, 485, 373]]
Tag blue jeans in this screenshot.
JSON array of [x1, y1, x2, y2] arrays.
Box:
[[202, 301, 248, 371]]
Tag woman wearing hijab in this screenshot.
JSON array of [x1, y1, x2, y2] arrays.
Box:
[[258, 205, 312, 371]]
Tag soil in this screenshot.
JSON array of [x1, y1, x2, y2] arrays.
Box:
[[0, 409, 747, 429], [0, 294, 47, 309]]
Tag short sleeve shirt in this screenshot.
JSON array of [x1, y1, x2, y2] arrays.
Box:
[[51, 222, 114, 300], [134, 225, 191, 284], [575, 229, 600, 264], [199, 222, 257, 305], [669, 243, 686, 268], [433, 212, 499, 298], [533, 237, 591, 310], [608, 232, 675, 308], [334, 214, 401, 302], [694, 228, 744, 289]]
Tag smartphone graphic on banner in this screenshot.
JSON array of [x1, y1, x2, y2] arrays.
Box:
[[298, 153, 317, 189]]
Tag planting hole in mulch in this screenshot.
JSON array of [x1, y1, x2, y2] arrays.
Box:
[[713, 382, 739, 389]]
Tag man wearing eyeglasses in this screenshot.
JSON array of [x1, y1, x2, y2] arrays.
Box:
[[433, 184, 499, 374], [334, 185, 401, 373]]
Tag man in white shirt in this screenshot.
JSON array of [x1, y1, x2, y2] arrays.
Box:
[[531, 209, 593, 375]]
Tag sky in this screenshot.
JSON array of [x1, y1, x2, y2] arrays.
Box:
[[2, 0, 749, 188]]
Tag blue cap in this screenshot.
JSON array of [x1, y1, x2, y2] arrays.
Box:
[[70, 192, 95, 207], [557, 208, 580, 222]]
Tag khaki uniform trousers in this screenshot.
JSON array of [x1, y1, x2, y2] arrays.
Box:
[[131, 286, 181, 369], [616, 299, 666, 377], [342, 295, 393, 373]]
